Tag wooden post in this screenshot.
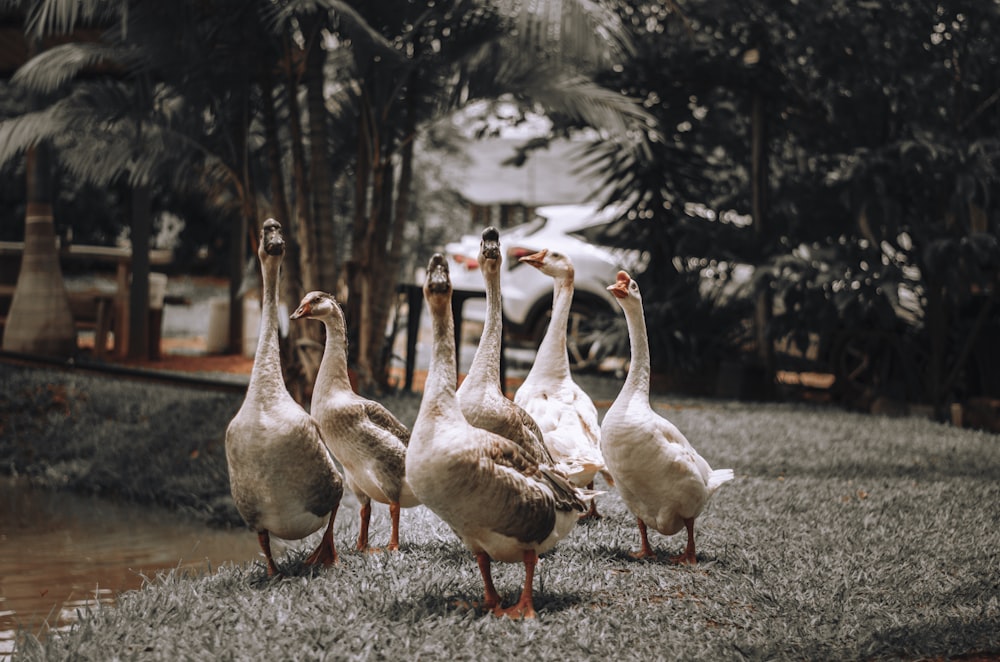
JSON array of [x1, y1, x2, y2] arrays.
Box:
[[127, 184, 151, 360]]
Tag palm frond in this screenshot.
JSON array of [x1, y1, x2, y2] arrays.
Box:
[[510, 0, 635, 66], [528, 72, 653, 137], [265, 0, 401, 62], [23, 0, 119, 38], [0, 106, 65, 164], [12, 42, 127, 95]]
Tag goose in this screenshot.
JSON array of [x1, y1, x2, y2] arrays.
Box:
[[224, 218, 344, 576], [405, 253, 595, 618], [601, 271, 733, 564], [291, 290, 419, 551], [456, 227, 549, 459], [514, 249, 609, 519]]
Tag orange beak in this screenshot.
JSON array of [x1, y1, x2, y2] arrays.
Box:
[[518, 248, 548, 267], [607, 270, 631, 299], [290, 301, 310, 320]]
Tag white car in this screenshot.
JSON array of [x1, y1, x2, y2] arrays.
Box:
[[444, 203, 644, 370]]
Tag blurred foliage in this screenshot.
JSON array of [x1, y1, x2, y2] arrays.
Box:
[[3, 0, 1000, 407], [583, 0, 1000, 408]]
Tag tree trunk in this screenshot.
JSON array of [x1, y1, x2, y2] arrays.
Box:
[[346, 104, 373, 369], [354, 151, 386, 392], [263, 56, 319, 404], [751, 75, 775, 399], [361, 156, 396, 391], [283, 35, 316, 294], [2, 142, 76, 357], [369, 126, 416, 390], [925, 280, 948, 414], [304, 23, 337, 291]]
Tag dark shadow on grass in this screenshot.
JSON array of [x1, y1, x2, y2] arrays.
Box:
[[403, 587, 593, 619], [590, 544, 723, 567], [744, 457, 1000, 483], [244, 551, 338, 587], [851, 613, 1000, 661]]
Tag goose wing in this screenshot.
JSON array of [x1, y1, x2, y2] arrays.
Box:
[[363, 401, 411, 446], [475, 429, 588, 544]]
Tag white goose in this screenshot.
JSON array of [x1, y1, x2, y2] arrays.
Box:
[[406, 253, 595, 619], [225, 218, 344, 576], [457, 227, 548, 458], [601, 271, 733, 564], [514, 249, 608, 518], [291, 291, 419, 552]]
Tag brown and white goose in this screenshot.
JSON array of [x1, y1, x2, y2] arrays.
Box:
[[405, 253, 595, 619], [291, 291, 418, 551], [224, 218, 344, 576], [514, 249, 609, 518], [602, 271, 733, 564], [456, 227, 548, 459]]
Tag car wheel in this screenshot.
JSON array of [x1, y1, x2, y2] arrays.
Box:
[[531, 297, 615, 372]]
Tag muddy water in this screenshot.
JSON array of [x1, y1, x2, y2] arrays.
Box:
[[0, 477, 261, 655]]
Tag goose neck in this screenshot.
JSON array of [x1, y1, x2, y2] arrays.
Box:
[[533, 277, 573, 378], [622, 300, 652, 395], [248, 259, 285, 397], [419, 298, 463, 422], [314, 318, 353, 396], [465, 268, 503, 386]]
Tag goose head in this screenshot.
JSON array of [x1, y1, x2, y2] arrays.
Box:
[[291, 291, 345, 328], [479, 227, 502, 275], [519, 248, 574, 281], [607, 270, 641, 306], [259, 218, 286, 259], [424, 253, 452, 310]]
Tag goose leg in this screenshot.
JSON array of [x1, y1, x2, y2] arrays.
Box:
[[578, 481, 601, 520], [357, 500, 372, 551], [387, 502, 401, 551], [258, 530, 281, 577], [476, 552, 502, 612], [630, 517, 656, 560], [669, 518, 697, 566], [495, 549, 538, 619], [304, 505, 340, 568]]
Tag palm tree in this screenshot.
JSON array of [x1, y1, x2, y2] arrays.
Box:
[[0, 0, 260, 359], [327, 0, 655, 392], [0, 5, 102, 357], [0, 0, 656, 396]]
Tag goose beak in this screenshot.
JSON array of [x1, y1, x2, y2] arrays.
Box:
[[425, 253, 452, 294], [290, 301, 309, 320], [519, 248, 547, 267], [481, 227, 501, 261], [261, 218, 285, 256], [607, 270, 631, 299]]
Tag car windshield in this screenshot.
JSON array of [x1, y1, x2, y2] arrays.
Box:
[[508, 216, 547, 238], [568, 220, 650, 272], [567, 220, 623, 248]]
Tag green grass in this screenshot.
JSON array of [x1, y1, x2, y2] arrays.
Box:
[[3, 364, 1000, 660]]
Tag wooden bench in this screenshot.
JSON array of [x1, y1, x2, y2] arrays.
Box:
[[0, 285, 116, 357], [1, 241, 173, 358]]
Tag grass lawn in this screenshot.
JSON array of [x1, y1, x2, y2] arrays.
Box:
[[2, 362, 999, 660]]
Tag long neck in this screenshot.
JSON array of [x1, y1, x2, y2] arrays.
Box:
[[314, 317, 353, 397], [247, 258, 285, 398], [419, 298, 464, 422], [621, 300, 651, 397], [465, 266, 502, 389], [531, 277, 573, 380]]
